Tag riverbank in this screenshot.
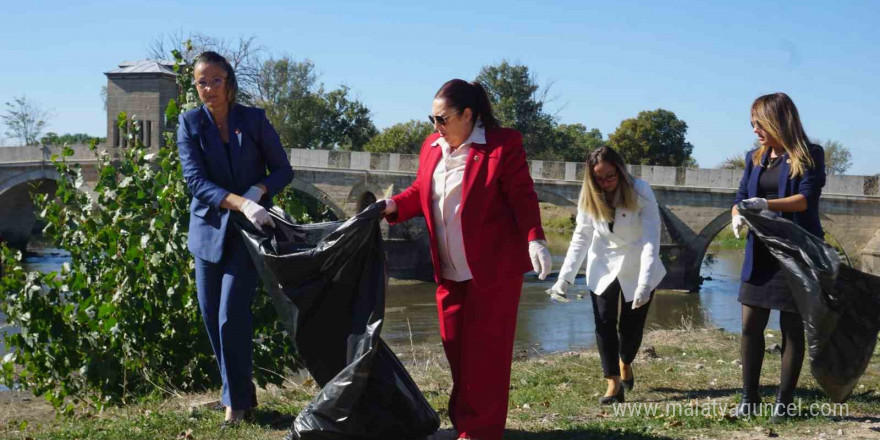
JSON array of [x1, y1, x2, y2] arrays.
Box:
[[2, 328, 878, 439]]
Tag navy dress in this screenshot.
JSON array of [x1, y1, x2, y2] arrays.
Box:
[[737, 155, 796, 312]]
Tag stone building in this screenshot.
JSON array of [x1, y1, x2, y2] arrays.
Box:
[[104, 60, 178, 148]]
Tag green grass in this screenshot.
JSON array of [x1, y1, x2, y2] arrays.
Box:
[[3, 328, 878, 439]]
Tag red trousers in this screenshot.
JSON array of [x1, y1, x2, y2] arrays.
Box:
[[436, 275, 523, 440]]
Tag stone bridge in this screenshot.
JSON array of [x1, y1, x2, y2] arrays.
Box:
[[2, 145, 880, 289], [286, 149, 880, 289]]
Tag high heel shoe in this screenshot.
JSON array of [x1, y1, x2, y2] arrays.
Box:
[[769, 391, 794, 424], [599, 382, 625, 405], [734, 390, 761, 419]]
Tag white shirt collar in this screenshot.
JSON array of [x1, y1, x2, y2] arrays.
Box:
[[431, 120, 486, 151]]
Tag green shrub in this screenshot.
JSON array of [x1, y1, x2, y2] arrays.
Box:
[[0, 46, 298, 413]]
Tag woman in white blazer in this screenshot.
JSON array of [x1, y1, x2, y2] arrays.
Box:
[[549, 146, 666, 404]]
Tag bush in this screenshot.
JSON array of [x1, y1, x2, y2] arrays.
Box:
[[0, 47, 298, 413]]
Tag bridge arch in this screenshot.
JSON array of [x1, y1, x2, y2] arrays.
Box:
[[0, 169, 63, 247], [691, 210, 859, 279], [0, 168, 61, 197], [290, 177, 349, 220], [534, 187, 577, 208]]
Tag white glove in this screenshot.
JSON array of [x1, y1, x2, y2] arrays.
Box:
[[740, 197, 768, 211], [242, 185, 265, 202], [547, 278, 571, 296], [632, 284, 652, 309], [529, 239, 552, 280], [240, 199, 275, 232], [731, 214, 745, 239], [380, 198, 397, 216]]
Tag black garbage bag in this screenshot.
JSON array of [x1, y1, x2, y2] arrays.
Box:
[[738, 207, 880, 402], [233, 201, 440, 439]]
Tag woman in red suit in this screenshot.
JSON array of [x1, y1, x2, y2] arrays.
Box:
[[383, 79, 551, 440]]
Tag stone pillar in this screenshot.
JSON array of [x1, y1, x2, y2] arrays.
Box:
[[861, 230, 880, 275]]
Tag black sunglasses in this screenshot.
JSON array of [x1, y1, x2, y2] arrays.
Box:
[[428, 111, 459, 126]]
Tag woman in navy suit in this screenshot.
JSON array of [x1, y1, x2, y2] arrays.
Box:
[[176, 51, 293, 424], [731, 92, 825, 422]]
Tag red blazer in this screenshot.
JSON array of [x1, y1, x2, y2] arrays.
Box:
[[388, 127, 545, 286]]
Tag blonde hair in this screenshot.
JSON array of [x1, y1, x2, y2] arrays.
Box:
[[578, 146, 639, 222], [750, 92, 814, 177]]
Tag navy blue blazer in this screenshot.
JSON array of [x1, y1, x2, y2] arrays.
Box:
[[177, 104, 294, 263], [734, 144, 826, 281]]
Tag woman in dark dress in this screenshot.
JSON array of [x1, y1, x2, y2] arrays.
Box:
[[731, 92, 826, 422]]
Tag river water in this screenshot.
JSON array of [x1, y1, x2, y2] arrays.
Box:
[[5, 231, 781, 364]]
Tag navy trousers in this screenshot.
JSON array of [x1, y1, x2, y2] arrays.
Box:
[[194, 231, 259, 410]]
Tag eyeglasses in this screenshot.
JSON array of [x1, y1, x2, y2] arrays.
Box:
[[594, 171, 618, 185], [428, 111, 459, 126], [194, 77, 226, 90]]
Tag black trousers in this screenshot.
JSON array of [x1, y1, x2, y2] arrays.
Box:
[[590, 279, 653, 377]]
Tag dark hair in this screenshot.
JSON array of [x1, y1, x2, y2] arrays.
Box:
[[194, 51, 239, 105], [434, 79, 500, 129]]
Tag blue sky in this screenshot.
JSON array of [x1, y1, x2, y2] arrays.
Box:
[[2, 0, 878, 174]]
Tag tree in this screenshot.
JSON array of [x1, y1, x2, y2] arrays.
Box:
[[254, 56, 376, 150], [149, 31, 264, 104], [718, 153, 747, 169], [551, 123, 605, 162], [476, 61, 557, 158], [41, 132, 105, 146], [2, 95, 50, 146], [608, 109, 695, 166], [364, 120, 434, 154], [321, 86, 378, 151], [818, 139, 852, 175]]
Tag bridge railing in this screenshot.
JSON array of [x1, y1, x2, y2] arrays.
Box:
[[286, 148, 879, 197], [2, 145, 873, 197], [0, 144, 99, 164]]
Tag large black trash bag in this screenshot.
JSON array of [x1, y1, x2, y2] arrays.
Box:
[[738, 207, 880, 402], [232, 201, 440, 439]]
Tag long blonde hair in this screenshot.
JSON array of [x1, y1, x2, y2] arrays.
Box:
[[578, 146, 638, 222], [750, 93, 814, 177]]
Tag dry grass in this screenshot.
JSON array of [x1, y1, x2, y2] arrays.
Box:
[[2, 328, 879, 439]]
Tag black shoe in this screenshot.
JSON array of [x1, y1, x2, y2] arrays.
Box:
[[734, 391, 761, 419], [599, 383, 625, 405], [769, 392, 794, 424]]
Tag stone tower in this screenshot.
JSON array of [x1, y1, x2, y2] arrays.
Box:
[[104, 60, 178, 149]]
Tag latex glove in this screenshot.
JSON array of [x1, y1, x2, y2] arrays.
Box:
[[241, 185, 265, 202], [546, 278, 572, 303], [240, 199, 275, 232], [740, 197, 768, 211], [632, 284, 652, 309], [380, 198, 397, 216], [731, 214, 745, 239], [546, 278, 571, 296], [529, 239, 552, 280]]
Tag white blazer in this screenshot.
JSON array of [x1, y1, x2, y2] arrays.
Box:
[[558, 178, 666, 301]]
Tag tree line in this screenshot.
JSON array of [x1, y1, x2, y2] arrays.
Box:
[[1, 32, 855, 174]]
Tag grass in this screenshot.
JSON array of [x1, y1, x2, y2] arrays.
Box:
[[540, 203, 576, 232], [2, 327, 878, 439]]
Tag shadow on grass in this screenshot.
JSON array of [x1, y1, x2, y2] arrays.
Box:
[[648, 386, 880, 404], [250, 408, 295, 430], [504, 429, 676, 439]]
